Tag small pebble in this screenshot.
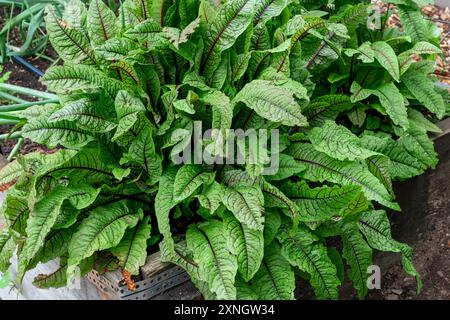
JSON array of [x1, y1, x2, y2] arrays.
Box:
[[386, 294, 400, 300], [437, 271, 444, 278], [391, 289, 403, 295]]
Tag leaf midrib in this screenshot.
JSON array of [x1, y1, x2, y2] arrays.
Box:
[[288, 236, 333, 298], [197, 228, 232, 298], [294, 156, 384, 200], [200, 0, 250, 74]]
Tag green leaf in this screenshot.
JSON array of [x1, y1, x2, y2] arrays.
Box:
[[0, 150, 78, 191], [282, 181, 368, 223], [23, 184, 100, 265], [360, 132, 424, 179], [397, 5, 428, 43], [151, 0, 173, 27], [358, 210, 422, 292], [223, 212, 263, 281], [408, 109, 442, 133], [221, 185, 264, 231], [340, 223, 372, 299], [163, 18, 200, 49], [121, 126, 162, 185], [33, 259, 69, 289], [345, 42, 374, 63], [302, 95, 353, 127], [33, 255, 94, 289], [233, 80, 308, 126], [0, 271, 12, 289], [369, 83, 409, 130], [263, 209, 281, 246], [62, 0, 88, 31], [303, 23, 349, 72], [236, 279, 258, 299], [288, 143, 398, 210], [113, 90, 146, 141], [348, 105, 367, 127], [366, 154, 393, 194], [155, 167, 178, 250], [0, 191, 29, 235], [371, 41, 400, 81], [66, 201, 141, 283], [196, 181, 224, 215], [231, 52, 252, 82], [124, 17, 163, 43], [222, 170, 299, 226], [22, 110, 95, 148], [178, 0, 198, 27], [28, 227, 76, 270], [264, 154, 305, 181], [160, 239, 217, 300], [398, 128, 438, 169], [253, 0, 289, 25], [42, 64, 123, 100], [48, 98, 117, 133], [202, 90, 233, 131], [398, 41, 441, 74], [173, 165, 215, 202], [187, 220, 238, 300], [277, 16, 327, 73], [0, 231, 15, 273], [278, 224, 340, 299], [401, 69, 446, 119], [87, 0, 118, 47], [48, 146, 115, 183], [95, 38, 141, 61], [309, 120, 378, 161], [251, 242, 295, 300], [200, 0, 256, 84], [0, 160, 25, 191], [110, 216, 151, 275], [45, 6, 95, 65], [331, 2, 368, 31]]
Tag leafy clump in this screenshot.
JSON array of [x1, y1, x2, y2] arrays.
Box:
[[0, 0, 447, 299]]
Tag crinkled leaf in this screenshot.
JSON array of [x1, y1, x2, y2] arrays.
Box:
[[223, 212, 263, 281], [278, 224, 340, 299], [110, 216, 151, 275], [186, 220, 238, 300]]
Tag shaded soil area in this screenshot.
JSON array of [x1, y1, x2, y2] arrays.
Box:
[[367, 156, 450, 300], [0, 5, 57, 157], [0, 40, 56, 157], [0, 53, 54, 158]]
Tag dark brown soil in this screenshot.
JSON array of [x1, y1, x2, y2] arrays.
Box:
[[366, 148, 450, 300], [0, 53, 55, 158], [0, 12, 56, 158]]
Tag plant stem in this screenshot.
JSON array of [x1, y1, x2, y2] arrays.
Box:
[[0, 83, 58, 100], [0, 131, 21, 140], [0, 91, 27, 103], [0, 118, 19, 125], [0, 98, 59, 112], [380, 3, 390, 37], [7, 137, 23, 161]]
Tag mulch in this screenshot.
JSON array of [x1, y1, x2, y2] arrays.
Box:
[[376, 1, 450, 85]]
